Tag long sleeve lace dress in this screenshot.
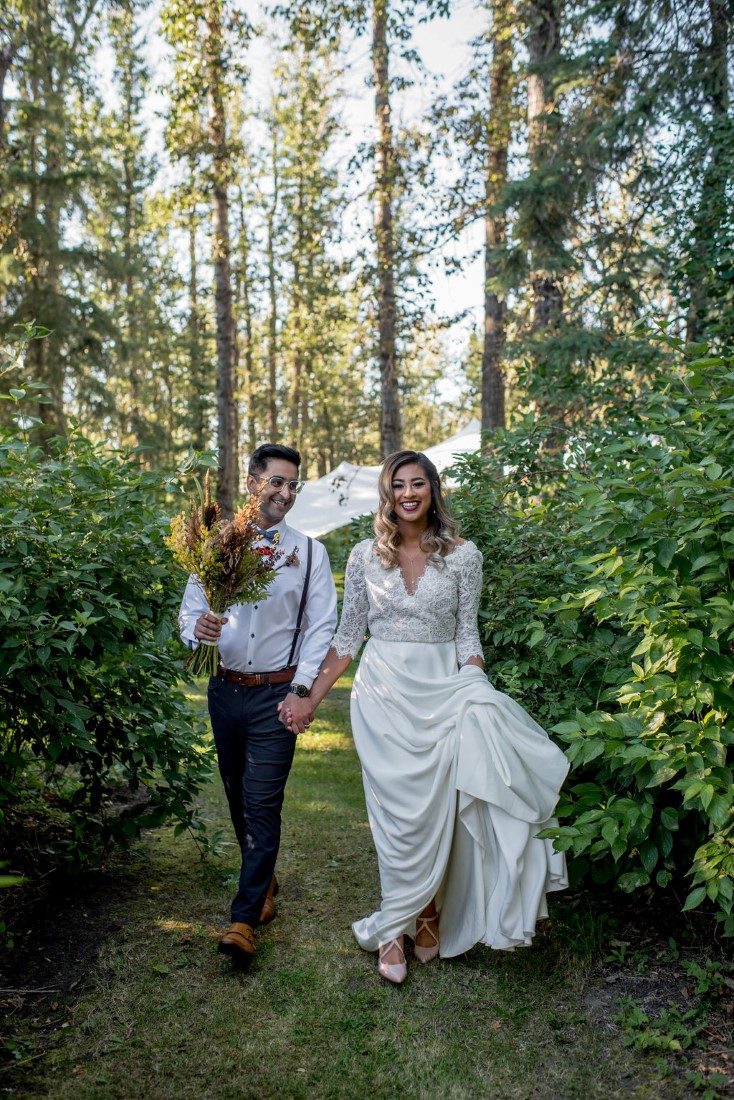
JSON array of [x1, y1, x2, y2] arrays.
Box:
[[333, 538, 569, 957]]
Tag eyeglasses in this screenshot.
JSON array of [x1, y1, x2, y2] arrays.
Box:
[[252, 475, 305, 494]]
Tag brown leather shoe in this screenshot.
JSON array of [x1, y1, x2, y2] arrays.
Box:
[[259, 874, 279, 925], [218, 922, 256, 964]]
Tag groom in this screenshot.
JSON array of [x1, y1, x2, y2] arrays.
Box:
[[178, 444, 337, 965]]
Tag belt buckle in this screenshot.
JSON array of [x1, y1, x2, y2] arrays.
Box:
[[253, 672, 265, 687]]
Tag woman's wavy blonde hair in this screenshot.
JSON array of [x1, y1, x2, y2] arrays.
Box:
[[373, 450, 459, 568]]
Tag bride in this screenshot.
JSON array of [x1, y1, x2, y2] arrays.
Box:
[[280, 449, 569, 984]]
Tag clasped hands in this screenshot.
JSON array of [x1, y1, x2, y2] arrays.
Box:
[[278, 695, 314, 736]]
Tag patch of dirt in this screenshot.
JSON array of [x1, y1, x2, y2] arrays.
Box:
[[583, 967, 683, 1025], [0, 853, 143, 1091], [574, 890, 734, 1099]]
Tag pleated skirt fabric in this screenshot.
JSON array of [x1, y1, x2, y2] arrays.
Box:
[[350, 639, 570, 957]]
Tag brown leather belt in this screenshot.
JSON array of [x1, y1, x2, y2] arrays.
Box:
[[215, 665, 297, 688]]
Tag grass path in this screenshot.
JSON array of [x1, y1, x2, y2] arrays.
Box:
[[24, 672, 692, 1100]]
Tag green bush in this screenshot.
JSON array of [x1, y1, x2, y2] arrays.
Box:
[[0, 405, 213, 870], [451, 331, 734, 932]]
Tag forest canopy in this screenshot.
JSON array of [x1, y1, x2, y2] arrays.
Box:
[[1, 0, 731, 505]]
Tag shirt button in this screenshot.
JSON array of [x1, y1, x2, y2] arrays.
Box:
[[254, 605, 258, 610], [251, 633, 255, 638], [248, 661, 252, 666]]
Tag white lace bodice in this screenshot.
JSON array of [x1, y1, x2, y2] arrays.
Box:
[[332, 539, 484, 666]]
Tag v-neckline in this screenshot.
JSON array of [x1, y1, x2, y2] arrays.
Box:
[[397, 557, 429, 597], [394, 538, 471, 596]]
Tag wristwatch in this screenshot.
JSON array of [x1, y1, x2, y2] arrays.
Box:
[[289, 683, 310, 698]]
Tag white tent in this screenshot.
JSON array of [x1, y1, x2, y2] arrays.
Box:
[[288, 419, 481, 538]]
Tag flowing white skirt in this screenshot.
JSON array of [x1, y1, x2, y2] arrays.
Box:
[[350, 639, 570, 957]]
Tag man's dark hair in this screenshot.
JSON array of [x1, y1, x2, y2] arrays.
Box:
[[249, 444, 301, 477]]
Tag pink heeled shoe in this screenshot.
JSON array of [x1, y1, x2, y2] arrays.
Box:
[[414, 913, 439, 963], [378, 937, 407, 984]]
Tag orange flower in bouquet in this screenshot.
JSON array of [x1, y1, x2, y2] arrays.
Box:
[[166, 474, 286, 677]]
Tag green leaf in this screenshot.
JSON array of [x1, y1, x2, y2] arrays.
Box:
[[552, 721, 582, 736], [618, 871, 650, 893], [707, 794, 731, 828], [682, 781, 705, 803], [690, 552, 721, 573], [646, 767, 679, 788], [0, 874, 25, 887], [658, 829, 673, 857], [639, 840, 658, 874], [682, 887, 707, 912], [655, 539, 677, 568]]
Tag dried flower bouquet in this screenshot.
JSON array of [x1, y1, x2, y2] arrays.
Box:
[[166, 475, 287, 678]]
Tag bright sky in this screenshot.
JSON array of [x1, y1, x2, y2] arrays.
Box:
[[338, 0, 486, 336], [405, 2, 486, 338], [130, 0, 486, 364]]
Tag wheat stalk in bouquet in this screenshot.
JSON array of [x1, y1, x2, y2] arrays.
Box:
[[166, 473, 284, 677]]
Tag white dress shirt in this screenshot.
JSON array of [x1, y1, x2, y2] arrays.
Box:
[[178, 520, 337, 689]]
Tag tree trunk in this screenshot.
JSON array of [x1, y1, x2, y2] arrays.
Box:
[[481, 0, 513, 434], [0, 35, 17, 153], [373, 0, 401, 456], [288, 83, 310, 468], [686, 0, 729, 343], [707, 0, 729, 117], [236, 185, 256, 454], [299, 360, 309, 479], [206, 0, 238, 516], [25, 0, 66, 437], [0, 35, 14, 325], [26, 0, 103, 439], [187, 166, 207, 451], [289, 159, 303, 449], [266, 121, 279, 440], [525, 0, 564, 332], [120, 19, 140, 452]]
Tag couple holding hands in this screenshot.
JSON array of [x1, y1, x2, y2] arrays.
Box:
[[179, 443, 568, 984]]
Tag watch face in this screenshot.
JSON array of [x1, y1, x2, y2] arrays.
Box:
[[291, 684, 309, 698]]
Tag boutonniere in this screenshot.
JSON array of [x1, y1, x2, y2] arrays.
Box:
[[270, 545, 300, 572]]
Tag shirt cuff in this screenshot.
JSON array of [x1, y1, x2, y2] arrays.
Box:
[[292, 671, 315, 690]]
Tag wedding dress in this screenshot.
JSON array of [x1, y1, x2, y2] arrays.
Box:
[[332, 539, 569, 957]]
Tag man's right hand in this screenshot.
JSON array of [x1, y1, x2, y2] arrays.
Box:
[[194, 612, 228, 644]]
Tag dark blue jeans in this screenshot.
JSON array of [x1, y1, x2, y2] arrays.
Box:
[[207, 677, 297, 925]]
